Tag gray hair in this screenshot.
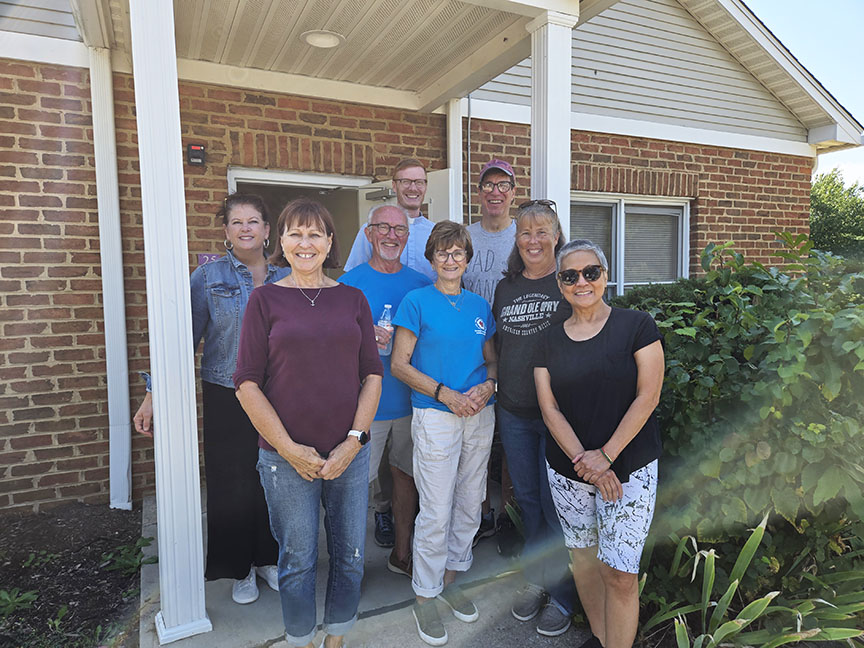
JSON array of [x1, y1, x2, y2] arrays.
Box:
[[556, 239, 608, 272], [367, 203, 409, 225]]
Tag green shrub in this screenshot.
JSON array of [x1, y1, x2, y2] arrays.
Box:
[[611, 234, 864, 621]]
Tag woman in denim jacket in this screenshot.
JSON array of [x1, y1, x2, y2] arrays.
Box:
[[133, 193, 290, 605]]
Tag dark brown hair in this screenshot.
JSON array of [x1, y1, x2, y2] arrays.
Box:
[[424, 220, 473, 264], [392, 158, 427, 179], [503, 203, 565, 281], [216, 192, 269, 225], [268, 197, 340, 269]]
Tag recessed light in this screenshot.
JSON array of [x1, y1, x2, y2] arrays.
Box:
[[301, 30, 345, 49]]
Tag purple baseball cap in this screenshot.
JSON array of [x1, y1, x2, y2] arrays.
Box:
[[479, 158, 516, 184]]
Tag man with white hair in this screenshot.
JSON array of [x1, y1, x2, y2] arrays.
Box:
[[340, 203, 432, 577]]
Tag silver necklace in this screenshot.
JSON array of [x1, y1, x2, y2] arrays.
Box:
[[292, 276, 323, 307], [438, 287, 464, 312]]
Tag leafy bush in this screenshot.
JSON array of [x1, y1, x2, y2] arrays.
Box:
[[611, 234, 864, 631]]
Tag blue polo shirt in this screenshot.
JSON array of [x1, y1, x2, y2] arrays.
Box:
[[393, 284, 496, 412]]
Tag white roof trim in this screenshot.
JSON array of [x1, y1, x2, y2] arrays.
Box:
[[464, 97, 816, 157], [0, 31, 89, 68], [711, 0, 862, 145]]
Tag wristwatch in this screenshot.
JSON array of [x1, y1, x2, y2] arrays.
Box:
[[347, 429, 369, 445]]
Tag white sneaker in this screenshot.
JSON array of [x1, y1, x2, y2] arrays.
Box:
[[232, 566, 259, 604], [256, 565, 279, 592]]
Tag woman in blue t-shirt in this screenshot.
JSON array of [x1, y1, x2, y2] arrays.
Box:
[[391, 221, 497, 647], [534, 239, 665, 648]]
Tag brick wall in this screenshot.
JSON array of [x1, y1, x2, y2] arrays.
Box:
[[463, 118, 811, 269], [0, 58, 448, 511], [1, 60, 810, 512], [0, 60, 108, 512]]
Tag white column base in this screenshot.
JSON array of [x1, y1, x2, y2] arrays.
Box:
[[155, 611, 213, 645]]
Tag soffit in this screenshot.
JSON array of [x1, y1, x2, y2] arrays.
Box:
[[103, 0, 531, 95], [678, 0, 862, 138]]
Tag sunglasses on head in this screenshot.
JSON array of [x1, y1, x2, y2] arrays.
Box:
[[557, 265, 604, 284], [518, 199, 556, 211]]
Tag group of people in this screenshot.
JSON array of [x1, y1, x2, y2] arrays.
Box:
[[133, 157, 664, 648]]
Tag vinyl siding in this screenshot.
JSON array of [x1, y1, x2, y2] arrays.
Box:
[[473, 0, 806, 142], [0, 0, 79, 41]]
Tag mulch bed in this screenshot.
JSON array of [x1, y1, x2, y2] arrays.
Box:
[[0, 502, 142, 648]]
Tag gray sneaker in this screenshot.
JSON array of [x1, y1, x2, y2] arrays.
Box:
[[413, 600, 448, 646], [437, 584, 479, 623], [536, 603, 572, 637], [512, 583, 547, 621]]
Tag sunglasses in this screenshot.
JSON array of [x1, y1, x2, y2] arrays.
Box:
[[518, 199, 557, 211], [557, 265, 605, 284]]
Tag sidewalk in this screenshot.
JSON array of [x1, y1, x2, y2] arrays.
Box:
[[138, 494, 587, 648]]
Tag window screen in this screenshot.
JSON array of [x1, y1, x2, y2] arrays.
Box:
[[623, 204, 680, 283]]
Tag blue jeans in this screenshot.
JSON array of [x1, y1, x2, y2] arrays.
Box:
[[258, 446, 370, 646], [497, 405, 576, 614]]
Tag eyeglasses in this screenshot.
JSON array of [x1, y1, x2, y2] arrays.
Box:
[[434, 249, 467, 263], [394, 178, 427, 188], [519, 199, 556, 211], [370, 222, 409, 237], [558, 265, 605, 284], [479, 180, 514, 193]]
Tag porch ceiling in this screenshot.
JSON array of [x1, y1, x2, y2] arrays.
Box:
[[101, 0, 591, 111]]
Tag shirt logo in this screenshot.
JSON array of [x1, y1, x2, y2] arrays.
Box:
[[474, 318, 486, 336]]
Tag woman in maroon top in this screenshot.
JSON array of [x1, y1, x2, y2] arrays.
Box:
[[234, 198, 382, 648]]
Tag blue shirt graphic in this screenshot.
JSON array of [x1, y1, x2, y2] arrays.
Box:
[[393, 284, 496, 412], [339, 264, 432, 420]]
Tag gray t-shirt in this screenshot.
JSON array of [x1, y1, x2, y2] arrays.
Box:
[[463, 221, 516, 304]]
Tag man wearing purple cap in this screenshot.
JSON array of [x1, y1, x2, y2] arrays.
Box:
[[463, 159, 518, 304], [463, 159, 519, 558]]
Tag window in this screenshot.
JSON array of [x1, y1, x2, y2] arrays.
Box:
[[570, 195, 689, 296]]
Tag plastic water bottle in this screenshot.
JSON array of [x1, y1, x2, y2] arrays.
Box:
[[377, 304, 394, 356]]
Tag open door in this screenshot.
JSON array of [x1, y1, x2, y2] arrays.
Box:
[[356, 179, 395, 227], [425, 168, 456, 223], [355, 168, 457, 225]]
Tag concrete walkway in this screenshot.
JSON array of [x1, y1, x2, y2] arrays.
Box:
[[138, 494, 587, 648]]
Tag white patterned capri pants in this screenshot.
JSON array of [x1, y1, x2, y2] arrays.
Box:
[[546, 459, 657, 574]]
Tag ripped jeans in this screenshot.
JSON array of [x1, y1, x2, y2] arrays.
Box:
[[257, 445, 370, 646]]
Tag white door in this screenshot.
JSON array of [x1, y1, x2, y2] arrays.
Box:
[[425, 168, 456, 223]]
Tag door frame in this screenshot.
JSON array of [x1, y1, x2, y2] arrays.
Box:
[[227, 166, 373, 192]]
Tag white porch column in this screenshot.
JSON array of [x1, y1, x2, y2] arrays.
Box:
[[88, 46, 132, 511], [447, 98, 464, 222], [527, 10, 578, 236], [127, 0, 211, 643]]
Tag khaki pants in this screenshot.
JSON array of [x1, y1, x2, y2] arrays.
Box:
[[410, 405, 494, 598]]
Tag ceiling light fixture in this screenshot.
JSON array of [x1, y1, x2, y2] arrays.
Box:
[[301, 30, 345, 49]]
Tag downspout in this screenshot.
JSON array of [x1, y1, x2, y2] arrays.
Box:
[[446, 98, 463, 222], [466, 93, 472, 221], [88, 46, 132, 510]]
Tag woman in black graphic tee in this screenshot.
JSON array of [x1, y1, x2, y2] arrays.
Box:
[[535, 239, 664, 648]]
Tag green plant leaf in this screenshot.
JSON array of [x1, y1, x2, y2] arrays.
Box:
[[708, 579, 739, 635], [674, 618, 690, 648], [813, 467, 845, 505], [759, 628, 821, 648], [729, 514, 767, 585], [700, 550, 715, 633]]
